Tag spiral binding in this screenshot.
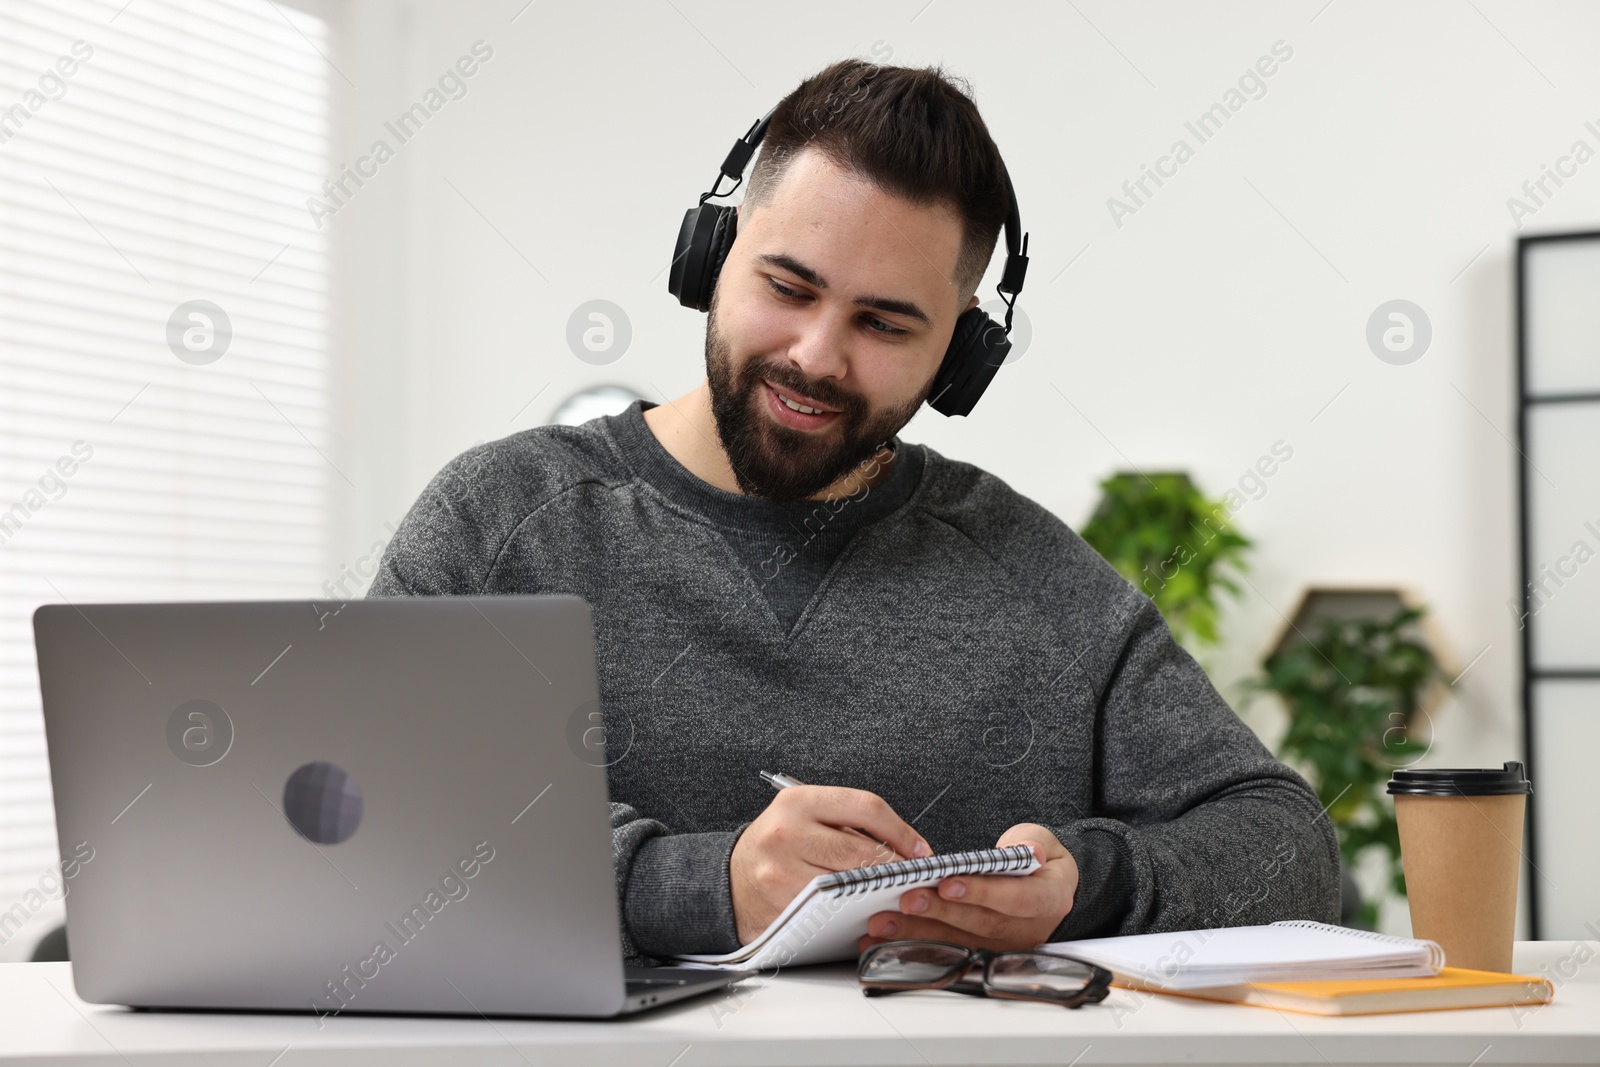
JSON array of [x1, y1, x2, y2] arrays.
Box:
[[824, 843, 1037, 898], [1271, 920, 1446, 971], [1272, 920, 1418, 943]]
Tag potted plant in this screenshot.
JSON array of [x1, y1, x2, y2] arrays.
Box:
[[1079, 472, 1252, 656], [1243, 604, 1450, 929]]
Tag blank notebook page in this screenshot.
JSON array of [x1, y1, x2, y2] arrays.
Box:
[[1044, 921, 1445, 990]]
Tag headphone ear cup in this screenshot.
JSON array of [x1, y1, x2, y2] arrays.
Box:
[[667, 206, 703, 309], [668, 203, 738, 312], [704, 204, 738, 296], [926, 307, 1012, 417]]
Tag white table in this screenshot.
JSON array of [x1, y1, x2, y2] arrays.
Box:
[[2, 941, 1595, 1065]]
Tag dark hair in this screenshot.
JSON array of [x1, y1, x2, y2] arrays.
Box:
[[742, 58, 1011, 309]]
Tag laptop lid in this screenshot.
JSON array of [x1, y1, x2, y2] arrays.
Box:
[[35, 595, 632, 1018]]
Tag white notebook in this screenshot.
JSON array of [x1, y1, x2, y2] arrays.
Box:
[[1044, 920, 1446, 991], [673, 844, 1041, 970]]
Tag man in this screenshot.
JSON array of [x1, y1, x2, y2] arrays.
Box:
[[370, 59, 1340, 966]]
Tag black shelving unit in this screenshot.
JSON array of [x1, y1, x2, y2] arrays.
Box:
[[1514, 228, 1600, 940]]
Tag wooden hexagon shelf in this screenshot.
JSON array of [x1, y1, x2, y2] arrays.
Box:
[[1264, 586, 1460, 724]]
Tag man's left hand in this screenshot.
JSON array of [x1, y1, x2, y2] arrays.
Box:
[[857, 823, 1079, 954]]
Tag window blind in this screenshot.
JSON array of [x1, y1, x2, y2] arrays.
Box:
[[0, 0, 330, 949]]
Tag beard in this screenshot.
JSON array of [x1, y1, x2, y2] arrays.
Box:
[[704, 291, 928, 503]]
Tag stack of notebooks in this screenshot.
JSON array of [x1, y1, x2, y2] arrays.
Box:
[[1045, 921, 1554, 1016]]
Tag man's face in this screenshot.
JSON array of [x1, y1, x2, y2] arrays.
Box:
[[705, 147, 974, 502]]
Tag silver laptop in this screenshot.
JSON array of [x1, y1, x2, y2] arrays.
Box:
[[34, 595, 747, 1018]]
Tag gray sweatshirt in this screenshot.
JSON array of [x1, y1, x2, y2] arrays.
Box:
[[369, 399, 1341, 966]]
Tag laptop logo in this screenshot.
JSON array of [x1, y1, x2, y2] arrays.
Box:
[[283, 761, 363, 845], [166, 699, 234, 767]]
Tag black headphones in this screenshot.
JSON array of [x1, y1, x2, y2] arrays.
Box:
[[668, 106, 1030, 417]]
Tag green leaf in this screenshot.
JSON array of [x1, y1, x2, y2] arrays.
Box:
[[1080, 472, 1252, 650]]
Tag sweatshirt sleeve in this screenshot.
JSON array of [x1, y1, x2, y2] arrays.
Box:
[[365, 444, 749, 966], [1046, 595, 1342, 942], [611, 808, 748, 964]]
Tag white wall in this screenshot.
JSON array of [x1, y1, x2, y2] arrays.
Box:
[[320, 0, 1600, 937]]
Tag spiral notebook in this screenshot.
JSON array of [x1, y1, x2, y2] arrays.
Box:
[[672, 844, 1041, 969], [1044, 920, 1446, 991]]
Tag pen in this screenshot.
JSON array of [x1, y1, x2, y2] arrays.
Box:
[[759, 770, 908, 857], [759, 770, 805, 790]]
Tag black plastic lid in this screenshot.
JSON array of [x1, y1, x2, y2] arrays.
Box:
[[1387, 760, 1532, 797]]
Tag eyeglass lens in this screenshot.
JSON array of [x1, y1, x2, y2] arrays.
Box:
[[862, 943, 1099, 996], [986, 952, 1098, 995], [859, 942, 973, 983]]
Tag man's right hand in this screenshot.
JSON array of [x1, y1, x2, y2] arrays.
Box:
[[729, 785, 931, 946]]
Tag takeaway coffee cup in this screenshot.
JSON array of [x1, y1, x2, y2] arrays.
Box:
[[1387, 761, 1531, 973]]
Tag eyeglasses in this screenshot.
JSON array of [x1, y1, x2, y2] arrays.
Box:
[[857, 940, 1113, 1009]]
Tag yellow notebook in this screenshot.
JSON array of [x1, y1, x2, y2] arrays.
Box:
[[1122, 967, 1555, 1016]]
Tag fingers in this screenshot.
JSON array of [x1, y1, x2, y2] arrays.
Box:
[[778, 786, 930, 864], [732, 788, 929, 946], [891, 886, 1040, 940], [858, 865, 1070, 948], [927, 869, 1060, 918], [741, 788, 911, 881]]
